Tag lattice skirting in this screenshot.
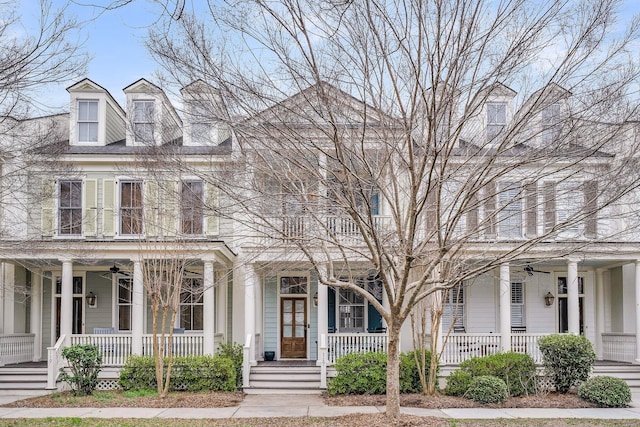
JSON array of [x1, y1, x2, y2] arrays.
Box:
[[96, 379, 121, 390]]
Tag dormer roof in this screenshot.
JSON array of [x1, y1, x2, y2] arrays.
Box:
[[483, 82, 517, 98], [124, 78, 182, 126], [67, 78, 125, 117]]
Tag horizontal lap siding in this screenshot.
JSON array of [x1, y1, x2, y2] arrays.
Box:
[[466, 275, 496, 333], [263, 276, 277, 354], [85, 272, 113, 333]]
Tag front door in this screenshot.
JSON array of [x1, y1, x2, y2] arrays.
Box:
[[281, 297, 307, 358], [54, 276, 84, 339], [557, 276, 584, 334]]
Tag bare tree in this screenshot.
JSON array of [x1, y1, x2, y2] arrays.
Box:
[[143, 0, 640, 420]]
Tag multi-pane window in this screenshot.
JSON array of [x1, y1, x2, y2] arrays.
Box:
[[133, 100, 155, 143], [442, 284, 465, 332], [181, 181, 204, 235], [118, 278, 132, 331], [280, 276, 308, 294], [180, 278, 203, 330], [498, 183, 523, 239], [487, 103, 506, 142], [556, 182, 583, 237], [58, 180, 82, 235], [78, 100, 98, 142], [541, 103, 561, 144], [120, 181, 143, 235], [188, 102, 212, 143], [511, 281, 525, 330], [339, 287, 365, 332]]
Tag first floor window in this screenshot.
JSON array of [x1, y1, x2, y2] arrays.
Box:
[[511, 281, 525, 330], [120, 181, 143, 234], [58, 180, 82, 235], [180, 278, 203, 330], [442, 284, 465, 332], [280, 276, 308, 294], [118, 278, 132, 331]]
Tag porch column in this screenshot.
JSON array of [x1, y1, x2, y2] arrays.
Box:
[[202, 258, 215, 355], [595, 268, 605, 359], [244, 264, 257, 365], [499, 263, 511, 353], [30, 269, 42, 361], [635, 261, 640, 364], [59, 259, 73, 337], [567, 259, 580, 334], [2, 263, 16, 334], [217, 269, 228, 341], [131, 259, 144, 355], [317, 267, 328, 341]]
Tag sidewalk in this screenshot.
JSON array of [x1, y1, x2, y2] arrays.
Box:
[[3, 393, 640, 420]]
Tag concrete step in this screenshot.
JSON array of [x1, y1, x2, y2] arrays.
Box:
[[244, 388, 322, 395], [250, 373, 320, 381], [0, 368, 48, 391], [249, 380, 321, 388], [247, 365, 322, 394]]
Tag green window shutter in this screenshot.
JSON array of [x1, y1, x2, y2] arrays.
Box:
[[83, 179, 97, 237], [41, 179, 55, 237], [206, 183, 219, 236], [144, 180, 159, 237], [103, 179, 116, 237], [162, 180, 178, 237]]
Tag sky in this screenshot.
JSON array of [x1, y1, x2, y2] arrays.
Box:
[[13, 0, 640, 116]]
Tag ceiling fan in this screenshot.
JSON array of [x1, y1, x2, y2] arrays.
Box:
[[109, 264, 131, 276], [524, 264, 550, 276]]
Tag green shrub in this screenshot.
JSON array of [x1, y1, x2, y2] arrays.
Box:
[[444, 370, 473, 396], [578, 376, 631, 408], [327, 352, 387, 395], [59, 344, 102, 396], [218, 342, 243, 389], [118, 355, 236, 392], [459, 352, 536, 397], [538, 334, 595, 393], [465, 375, 508, 404], [399, 350, 435, 394]]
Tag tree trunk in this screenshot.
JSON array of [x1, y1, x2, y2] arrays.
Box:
[[385, 323, 401, 421], [427, 314, 441, 395]]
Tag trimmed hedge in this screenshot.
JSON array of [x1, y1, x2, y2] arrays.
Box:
[[327, 350, 437, 395], [444, 370, 473, 397], [578, 376, 631, 408], [118, 355, 236, 392], [538, 334, 595, 393], [459, 352, 536, 397], [466, 375, 508, 404]]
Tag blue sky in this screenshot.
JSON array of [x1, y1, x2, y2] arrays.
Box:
[[15, 0, 640, 116]]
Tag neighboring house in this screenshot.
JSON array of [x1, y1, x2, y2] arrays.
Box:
[[1, 78, 640, 392]]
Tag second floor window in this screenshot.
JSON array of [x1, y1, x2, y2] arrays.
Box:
[[78, 100, 98, 142], [120, 181, 143, 235], [498, 183, 523, 239], [487, 103, 506, 142], [181, 181, 204, 235], [133, 100, 154, 143], [58, 180, 82, 235]]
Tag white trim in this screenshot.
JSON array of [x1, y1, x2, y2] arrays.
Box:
[[50, 271, 87, 342]]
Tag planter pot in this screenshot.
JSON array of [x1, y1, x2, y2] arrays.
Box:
[[264, 351, 275, 361]]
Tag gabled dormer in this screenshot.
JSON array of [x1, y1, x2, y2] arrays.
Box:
[[526, 83, 572, 146], [180, 80, 230, 147], [123, 78, 182, 147], [67, 78, 126, 146], [483, 83, 517, 143]]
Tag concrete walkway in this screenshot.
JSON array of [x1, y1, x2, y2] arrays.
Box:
[[2, 392, 640, 420]]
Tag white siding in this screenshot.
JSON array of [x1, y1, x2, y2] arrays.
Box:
[[524, 274, 556, 334], [466, 274, 496, 333]]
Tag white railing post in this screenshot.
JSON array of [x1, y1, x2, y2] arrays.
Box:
[[319, 333, 327, 388], [243, 334, 251, 388], [47, 334, 66, 389]]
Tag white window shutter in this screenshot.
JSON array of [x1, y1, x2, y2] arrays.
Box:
[[584, 180, 598, 238], [525, 183, 537, 237], [510, 282, 525, 328], [162, 180, 178, 237], [83, 179, 97, 237], [144, 180, 159, 237], [206, 183, 219, 236], [543, 182, 556, 233]]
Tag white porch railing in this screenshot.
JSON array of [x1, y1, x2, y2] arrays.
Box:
[[71, 334, 132, 366], [436, 333, 544, 365], [0, 333, 35, 366], [511, 333, 545, 364], [242, 334, 251, 388], [602, 333, 636, 363], [254, 333, 262, 361], [142, 334, 204, 358], [326, 333, 389, 365], [47, 335, 66, 389]]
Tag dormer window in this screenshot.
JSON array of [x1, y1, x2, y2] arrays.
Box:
[[133, 100, 155, 144], [487, 102, 506, 142], [541, 103, 561, 144], [78, 100, 98, 142]]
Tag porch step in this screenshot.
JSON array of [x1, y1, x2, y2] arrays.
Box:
[[592, 365, 640, 390], [0, 367, 48, 391], [245, 365, 323, 395]]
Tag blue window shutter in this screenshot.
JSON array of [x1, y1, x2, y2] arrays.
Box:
[[328, 287, 336, 331], [367, 277, 383, 332]]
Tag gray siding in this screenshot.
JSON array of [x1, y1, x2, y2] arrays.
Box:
[[85, 271, 113, 332], [41, 275, 52, 360], [105, 102, 125, 144], [263, 276, 277, 353], [13, 266, 28, 333], [227, 274, 233, 345], [309, 270, 318, 360]]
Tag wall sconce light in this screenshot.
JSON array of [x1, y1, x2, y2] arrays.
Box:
[[86, 291, 97, 308], [313, 292, 318, 307], [544, 291, 555, 307]]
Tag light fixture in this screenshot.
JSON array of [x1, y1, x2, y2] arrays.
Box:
[[86, 291, 97, 308], [313, 292, 318, 307], [544, 291, 555, 307], [109, 264, 120, 274]]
